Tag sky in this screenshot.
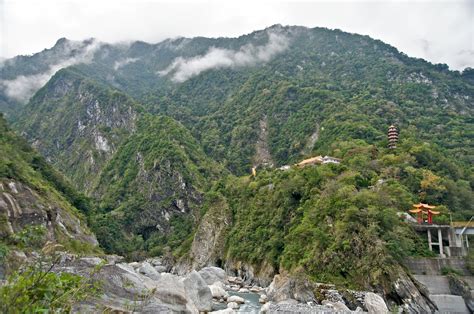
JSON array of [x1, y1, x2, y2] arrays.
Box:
[[0, 0, 473, 71]]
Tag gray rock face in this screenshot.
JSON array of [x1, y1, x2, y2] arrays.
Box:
[[266, 274, 315, 303], [185, 195, 231, 270], [49, 256, 215, 313], [322, 300, 351, 311], [0, 179, 98, 249], [182, 271, 212, 312], [364, 292, 388, 314], [138, 261, 161, 280], [199, 266, 228, 285], [392, 271, 438, 313], [447, 274, 474, 312]]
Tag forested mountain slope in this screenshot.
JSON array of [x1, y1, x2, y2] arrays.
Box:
[[92, 115, 224, 258], [0, 25, 472, 294], [14, 68, 140, 192], [0, 114, 98, 260]]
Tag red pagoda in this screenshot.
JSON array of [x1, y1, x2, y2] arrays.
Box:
[[410, 203, 440, 224]]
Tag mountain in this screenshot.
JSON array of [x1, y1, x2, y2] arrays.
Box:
[[1, 25, 473, 307], [91, 115, 224, 258], [14, 67, 140, 192], [0, 114, 98, 269]]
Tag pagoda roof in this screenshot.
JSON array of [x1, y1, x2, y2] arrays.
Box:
[[412, 203, 436, 209]]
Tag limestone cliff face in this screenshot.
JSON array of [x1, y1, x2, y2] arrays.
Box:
[[91, 115, 224, 256], [0, 179, 97, 246], [175, 194, 232, 274], [15, 68, 139, 193], [0, 114, 98, 258]]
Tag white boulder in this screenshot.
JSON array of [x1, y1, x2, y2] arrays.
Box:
[[227, 301, 240, 309], [227, 295, 245, 304], [365, 292, 389, 314]]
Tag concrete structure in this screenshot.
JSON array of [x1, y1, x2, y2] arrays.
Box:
[[414, 275, 471, 314], [404, 257, 469, 276], [411, 219, 473, 257]]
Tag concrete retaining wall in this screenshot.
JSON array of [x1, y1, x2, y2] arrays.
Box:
[[404, 257, 469, 275]]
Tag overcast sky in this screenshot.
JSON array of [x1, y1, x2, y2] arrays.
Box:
[[0, 0, 473, 70]]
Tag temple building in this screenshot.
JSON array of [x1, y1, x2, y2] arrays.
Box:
[[388, 124, 398, 149]]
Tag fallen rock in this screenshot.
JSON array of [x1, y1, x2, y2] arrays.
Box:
[[364, 292, 388, 314], [259, 294, 268, 304], [104, 255, 124, 265], [147, 257, 163, 266], [266, 274, 315, 303], [138, 261, 160, 280], [227, 301, 240, 309], [211, 308, 235, 313], [260, 302, 272, 313], [199, 267, 227, 285], [322, 300, 350, 311], [182, 270, 212, 312], [277, 299, 299, 305], [250, 286, 262, 292], [154, 265, 167, 273], [238, 288, 249, 293], [227, 295, 245, 304], [210, 282, 229, 299]]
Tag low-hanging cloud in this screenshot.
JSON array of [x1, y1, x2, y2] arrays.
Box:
[[0, 39, 102, 103], [159, 31, 289, 82], [113, 57, 139, 70]]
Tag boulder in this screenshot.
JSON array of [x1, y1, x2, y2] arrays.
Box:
[[138, 261, 161, 280], [105, 255, 124, 265], [182, 270, 212, 312], [250, 286, 262, 292], [147, 257, 163, 266], [277, 299, 299, 305], [211, 309, 235, 314], [227, 295, 245, 304], [266, 274, 314, 303], [227, 301, 239, 309], [154, 265, 168, 273], [210, 283, 229, 299], [260, 302, 272, 313], [321, 300, 350, 311], [198, 266, 227, 285], [78, 257, 104, 266], [238, 288, 249, 293], [364, 292, 388, 314], [259, 294, 268, 304], [154, 273, 198, 313]]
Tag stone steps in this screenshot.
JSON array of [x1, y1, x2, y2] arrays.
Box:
[[414, 275, 451, 294], [430, 295, 469, 313]]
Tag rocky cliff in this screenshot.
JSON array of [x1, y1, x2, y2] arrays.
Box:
[[0, 114, 98, 277], [14, 68, 139, 192]]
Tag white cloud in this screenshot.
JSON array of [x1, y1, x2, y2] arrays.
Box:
[[0, 39, 102, 102], [159, 31, 289, 82], [0, 0, 473, 71], [113, 57, 139, 70]]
